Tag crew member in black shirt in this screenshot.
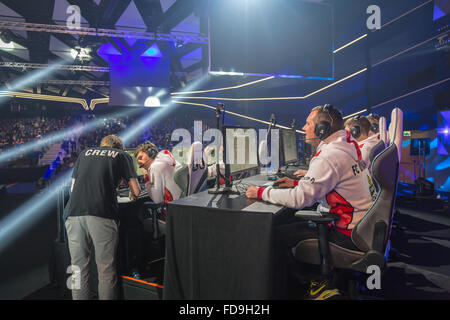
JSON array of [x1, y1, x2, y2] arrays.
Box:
[[64, 135, 140, 300]]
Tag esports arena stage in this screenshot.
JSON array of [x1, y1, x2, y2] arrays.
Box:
[[0, 0, 449, 302]]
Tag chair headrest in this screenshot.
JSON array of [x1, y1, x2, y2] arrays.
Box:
[[388, 108, 403, 162], [379, 117, 387, 146]]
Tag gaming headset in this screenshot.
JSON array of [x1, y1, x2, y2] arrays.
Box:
[[142, 141, 159, 159], [350, 115, 362, 139], [367, 113, 380, 134], [314, 104, 334, 140]]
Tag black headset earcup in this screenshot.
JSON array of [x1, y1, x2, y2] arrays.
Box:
[[315, 121, 331, 140], [371, 123, 379, 133], [350, 126, 361, 139]]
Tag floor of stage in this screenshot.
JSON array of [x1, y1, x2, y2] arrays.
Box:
[[1, 185, 449, 300]]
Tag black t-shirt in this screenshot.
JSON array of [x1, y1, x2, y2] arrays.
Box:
[[64, 147, 137, 220]]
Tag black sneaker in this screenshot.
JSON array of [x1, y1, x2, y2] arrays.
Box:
[[305, 279, 342, 300]]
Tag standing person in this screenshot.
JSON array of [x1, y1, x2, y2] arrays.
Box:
[[64, 135, 141, 300]]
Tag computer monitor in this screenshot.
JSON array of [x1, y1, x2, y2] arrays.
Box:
[[223, 126, 259, 175], [280, 129, 299, 165], [124, 148, 141, 177]]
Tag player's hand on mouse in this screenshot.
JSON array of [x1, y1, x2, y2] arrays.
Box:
[[246, 186, 259, 199], [294, 169, 307, 177], [275, 177, 295, 188]]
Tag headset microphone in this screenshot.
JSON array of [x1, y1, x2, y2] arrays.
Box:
[[139, 159, 152, 169], [300, 137, 322, 141]]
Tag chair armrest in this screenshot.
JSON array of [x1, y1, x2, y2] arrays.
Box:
[[295, 210, 340, 224], [295, 210, 339, 276], [143, 201, 164, 210]]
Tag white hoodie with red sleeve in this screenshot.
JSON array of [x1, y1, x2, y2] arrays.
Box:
[[358, 133, 381, 169], [258, 130, 377, 236], [145, 150, 182, 205]]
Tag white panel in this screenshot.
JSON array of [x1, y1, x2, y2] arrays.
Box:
[[0, 3, 24, 20], [172, 13, 199, 33], [115, 1, 147, 30], [49, 36, 73, 61], [160, 0, 177, 13]]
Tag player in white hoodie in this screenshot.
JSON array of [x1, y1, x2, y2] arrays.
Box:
[[246, 105, 376, 299], [135, 141, 182, 206], [344, 115, 380, 170]]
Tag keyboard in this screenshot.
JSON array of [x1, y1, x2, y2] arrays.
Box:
[[276, 171, 301, 180]]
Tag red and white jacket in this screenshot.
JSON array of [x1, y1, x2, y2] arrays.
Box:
[[257, 130, 376, 236], [145, 150, 182, 205], [358, 134, 380, 170]]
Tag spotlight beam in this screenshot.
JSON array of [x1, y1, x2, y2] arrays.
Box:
[[0, 58, 69, 98]]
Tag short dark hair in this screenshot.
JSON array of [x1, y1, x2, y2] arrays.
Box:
[[367, 113, 380, 124], [311, 104, 344, 134], [344, 116, 371, 136], [135, 141, 158, 158], [100, 135, 124, 150]]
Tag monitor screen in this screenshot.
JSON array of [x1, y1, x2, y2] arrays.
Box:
[[208, 0, 334, 79], [224, 127, 259, 174], [280, 129, 299, 165], [124, 148, 141, 177]]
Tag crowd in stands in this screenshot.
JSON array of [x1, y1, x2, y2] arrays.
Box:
[[0, 116, 76, 167], [0, 113, 216, 176]]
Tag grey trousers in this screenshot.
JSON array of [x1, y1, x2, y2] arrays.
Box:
[[65, 216, 119, 300]]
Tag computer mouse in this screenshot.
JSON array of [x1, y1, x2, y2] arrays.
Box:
[[272, 181, 283, 188]]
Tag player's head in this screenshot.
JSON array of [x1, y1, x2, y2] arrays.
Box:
[[100, 135, 124, 150], [366, 113, 380, 136], [135, 141, 158, 170], [344, 115, 371, 141], [303, 104, 343, 146]]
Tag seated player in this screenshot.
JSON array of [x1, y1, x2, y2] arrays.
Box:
[[246, 104, 376, 299], [135, 141, 182, 207], [344, 115, 380, 169]]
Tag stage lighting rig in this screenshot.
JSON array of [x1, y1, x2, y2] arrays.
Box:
[[436, 24, 450, 52], [71, 46, 92, 62], [0, 30, 12, 44]]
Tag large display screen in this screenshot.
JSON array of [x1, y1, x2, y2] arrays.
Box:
[[109, 50, 171, 107], [208, 0, 334, 79]]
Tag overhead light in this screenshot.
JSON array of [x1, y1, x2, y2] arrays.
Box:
[[0, 34, 14, 50], [71, 47, 91, 61], [0, 31, 12, 44], [144, 96, 161, 107]]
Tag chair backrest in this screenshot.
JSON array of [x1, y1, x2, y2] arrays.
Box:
[[174, 142, 208, 198], [352, 108, 403, 253], [379, 116, 387, 146], [188, 142, 208, 195]]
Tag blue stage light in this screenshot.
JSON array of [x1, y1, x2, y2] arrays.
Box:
[[141, 43, 163, 58]]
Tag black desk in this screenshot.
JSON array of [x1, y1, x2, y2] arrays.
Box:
[[163, 174, 292, 300]]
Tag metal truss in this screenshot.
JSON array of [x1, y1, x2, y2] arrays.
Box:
[[0, 62, 187, 76], [0, 20, 208, 44], [0, 62, 109, 72], [39, 80, 110, 86]]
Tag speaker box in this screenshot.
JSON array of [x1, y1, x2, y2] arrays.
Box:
[[121, 276, 163, 300]]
